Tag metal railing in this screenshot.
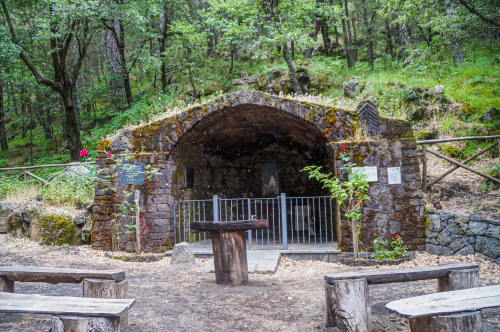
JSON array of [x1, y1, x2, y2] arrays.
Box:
[[173, 193, 337, 249]]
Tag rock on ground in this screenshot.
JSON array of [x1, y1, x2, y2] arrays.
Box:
[[171, 242, 197, 268]]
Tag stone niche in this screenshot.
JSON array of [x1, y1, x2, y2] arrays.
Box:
[[92, 91, 421, 252]]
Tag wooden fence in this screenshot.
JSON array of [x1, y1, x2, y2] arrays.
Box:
[[417, 135, 500, 191], [0, 162, 96, 185]]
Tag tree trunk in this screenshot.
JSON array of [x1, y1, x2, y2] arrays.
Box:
[[211, 231, 248, 286], [409, 311, 482, 332], [397, 23, 408, 66], [351, 14, 359, 62], [325, 279, 371, 331], [361, 0, 374, 71], [159, 7, 173, 93], [51, 316, 120, 332], [304, 15, 320, 58], [386, 22, 395, 59], [445, 0, 465, 64], [62, 90, 82, 162], [333, 17, 340, 54], [437, 268, 479, 292], [83, 279, 128, 330], [320, 19, 331, 56], [340, 0, 354, 68], [21, 100, 28, 138], [283, 45, 303, 95], [0, 75, 8, 151]]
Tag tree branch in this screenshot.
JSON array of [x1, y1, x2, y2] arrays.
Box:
[[0, 0, 56, 89], [456, 0, 500, 28]]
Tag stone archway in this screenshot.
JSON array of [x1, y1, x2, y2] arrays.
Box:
[[93, 91, 424, 253]]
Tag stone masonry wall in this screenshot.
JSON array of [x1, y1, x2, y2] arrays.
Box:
[[332, 122, 424, 252], [426, 209, 500, 264]]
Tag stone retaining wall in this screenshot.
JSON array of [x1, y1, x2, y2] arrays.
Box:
[[425, 209, 500, 264]]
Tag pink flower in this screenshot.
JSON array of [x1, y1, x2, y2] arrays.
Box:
[[340, 146, 346, 150], [80, 149, 89, 157], [107, 152, 112, 157]]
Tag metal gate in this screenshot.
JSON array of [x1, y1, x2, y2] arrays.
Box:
[[173, 194, 336, 249]]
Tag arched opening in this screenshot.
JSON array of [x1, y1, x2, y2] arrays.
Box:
[[169, 104, 337, 248]]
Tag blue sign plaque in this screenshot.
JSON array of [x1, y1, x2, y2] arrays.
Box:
[[118, 163, 145, 185]]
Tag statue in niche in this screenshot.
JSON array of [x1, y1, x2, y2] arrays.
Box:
[[261, 163, 280, 198]]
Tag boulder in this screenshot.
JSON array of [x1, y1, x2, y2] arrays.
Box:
[[408, 106, 424, 122], [416, 130, 438, 140], [448, 237, 468, 252], [296, 66, 310, 94], [475, 236, 500, 258], [40, 212, 83, 246], [265, 69, 284, 94], [0, 202, 14, 233], [109, 135, 132, 151], [74, 212, 88, 226], [469, 222, 488, 236], [480, 107, 500, 122], [343, 79, 359, 98], [431, 85, 445, 102], [82, 221, 92, 244], [455, 244, 475, 256], [427, 214, 441, 232], [486, 224, 500, 238], [454, 212, 469, 224], [171, 242, 197, 268], [426, 243, 443, 255], [67, 164, 90, 177]]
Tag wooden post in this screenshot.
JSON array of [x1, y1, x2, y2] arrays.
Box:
[[437, 268, 479, 292], [0, 276, 14, 293], [324, 279, 371, 331], [422, 145, 427, 191], [212, 230, 248, 286], [24, 170, 27, 181], [497, 138, 500, 158], [134, 190, 141, 254], [52, 316, 120, 332], [409, 311, 482, 332], [83, 279, 129, 330]]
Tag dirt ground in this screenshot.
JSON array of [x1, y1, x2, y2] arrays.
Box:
[[0, 235, 499, 332], [424, 152, 500, 220]]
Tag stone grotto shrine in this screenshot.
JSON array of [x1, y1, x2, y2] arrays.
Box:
[[92, 89, 424, 253]]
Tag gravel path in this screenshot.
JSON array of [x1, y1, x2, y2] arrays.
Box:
[[0, 235, 499, 332]]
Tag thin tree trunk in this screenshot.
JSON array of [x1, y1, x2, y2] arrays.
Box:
[[386, 22, 395, 59], [0, 74, 7, 151], [283, 44, 303, 95], [361, 0, 374, 71], [21, 99, 28, 139], [340, 0, 354, 68], [333, 17, 340, 55], [351, 13, 359, 62], [291, 40, 295, 59], [445, 0, 465, 64], [397, 23, 408, 65], [305, 15, 320, 58], [320, 19, 331, 56]]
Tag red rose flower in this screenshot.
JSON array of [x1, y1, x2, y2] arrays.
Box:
[[340, 146, 346, 150], [80, 149, 89, 157], [394, 235, 398, 239]]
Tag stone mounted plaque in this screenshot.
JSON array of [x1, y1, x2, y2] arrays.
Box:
[[118, 162, 145, 185], [387, 167, 402, 185], [352, 166, 378, 182]]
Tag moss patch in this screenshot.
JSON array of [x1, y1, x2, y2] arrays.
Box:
[[40, 212, 82, 246]]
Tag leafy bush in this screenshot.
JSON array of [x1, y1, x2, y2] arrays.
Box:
[[371, 235, 408, 260], [39, 165, 95, 206]]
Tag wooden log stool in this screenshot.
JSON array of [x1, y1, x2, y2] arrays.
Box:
[[191, 220, 269, 286]]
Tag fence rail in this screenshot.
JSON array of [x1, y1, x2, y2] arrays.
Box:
[[0, 162, 96, 185], [417, 135, 500, 190]]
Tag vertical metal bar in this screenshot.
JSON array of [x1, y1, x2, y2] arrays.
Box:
[[307, 198, 311, 245], [203, 201, 206, 245], [224, 200, 227, 222], [213, 195, 219, 223], [330, 198, 334, 246], [259, 199, 262, 246], [247, 198, 252, 247], [295, 198, 299, 246], [318, 198, 323, 245], [277, 197, 281, 246], [266, 199, 269, 246], [324, 198, 327, 245], [301, 198, 305, 245], [313, 197, 316, 245], [183, 202, 186, 243], [272, 199, 276, 245], [281, 193, 287, 250], [173, 202, 177, 244], [188, 202, 191, 245], [289, 199, 293, 246], [422, 145, 428, 191]]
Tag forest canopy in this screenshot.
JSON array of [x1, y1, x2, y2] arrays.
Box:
[[0, 0, 499, 164]]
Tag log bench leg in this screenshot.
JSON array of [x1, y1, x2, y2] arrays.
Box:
[[52, 316, 120, 332], [212, 230, 248, 286], [0, 276, 14, 293], [437, 268, 479, 292], [83, 279, 128, 330], [409, 311, 482, 332], [325, 279, 372, 332]]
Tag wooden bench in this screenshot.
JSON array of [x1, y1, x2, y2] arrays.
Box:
[[0, 266, 130, 329], [0, 292, 135, 332], [386, 284, 500, 332], [324, 262, 479, 332]]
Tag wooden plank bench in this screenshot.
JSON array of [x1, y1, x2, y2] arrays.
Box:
[[0, 292, 135, 332], [324, 262, 479, 332], [386, 284, 500, 332], [0, 266, 130, 329]]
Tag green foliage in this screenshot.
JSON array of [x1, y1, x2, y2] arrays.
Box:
[[371, 235, 408, 260], [303, 149, 370, 258], [39, 166, 95, 206]]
